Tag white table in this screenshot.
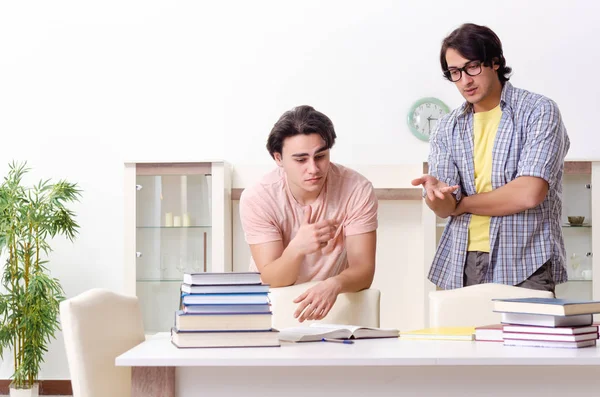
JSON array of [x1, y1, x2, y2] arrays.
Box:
[[116, 333, 600, 397]]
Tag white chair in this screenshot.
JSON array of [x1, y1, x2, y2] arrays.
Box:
[[269, 281, 381, 329], [429, 283, 554, 328], [60, 288, 145, 397]]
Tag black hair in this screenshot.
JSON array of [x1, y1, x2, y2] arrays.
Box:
[[266, 105, 336, 158], [440, 23, 512, 84]]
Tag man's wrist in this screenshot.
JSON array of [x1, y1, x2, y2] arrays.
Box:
[[452, 195, 467, 216], [325, 276, 343, 295], [283, 242, 304, 263], [458, 195, 467, 211]]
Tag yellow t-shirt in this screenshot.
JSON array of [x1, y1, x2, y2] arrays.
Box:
[[468, 105, 502, 252]]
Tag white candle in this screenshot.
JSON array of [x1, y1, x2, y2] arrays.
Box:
[[183, 213, 191, 227], [173, 215, 182, 227], [165, 212, 173, 227]]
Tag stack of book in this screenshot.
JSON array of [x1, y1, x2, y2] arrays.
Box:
[[171, 272, 280, 348], [491, 297, 600, 349]]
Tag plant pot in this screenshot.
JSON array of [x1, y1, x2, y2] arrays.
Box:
[[9, 382, 39, 397]]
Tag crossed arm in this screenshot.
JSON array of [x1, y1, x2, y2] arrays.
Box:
[[415, 174, 548, 218], [421, 98, 564, 218], [453, 176, 548, 217]]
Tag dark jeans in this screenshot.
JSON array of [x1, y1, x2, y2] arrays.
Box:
[[464, 251, 556, 295]]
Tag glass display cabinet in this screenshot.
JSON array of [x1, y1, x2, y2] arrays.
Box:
[[555, 162, 596, 300], [124, 161, 231, 333]]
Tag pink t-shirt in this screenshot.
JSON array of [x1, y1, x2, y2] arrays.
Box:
[[239, 163, 378, 283]]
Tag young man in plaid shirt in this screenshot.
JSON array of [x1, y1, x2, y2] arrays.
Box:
[[413, 23, 569, 293]]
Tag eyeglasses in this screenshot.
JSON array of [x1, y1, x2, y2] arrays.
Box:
[[444, 60, 482, 82]]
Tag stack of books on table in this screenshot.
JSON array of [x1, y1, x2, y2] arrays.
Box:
[[171, 272, 280, 348], [491, 297, 600, 349]]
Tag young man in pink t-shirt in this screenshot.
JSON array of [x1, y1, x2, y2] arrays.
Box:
[[239, 105, 378, 323]]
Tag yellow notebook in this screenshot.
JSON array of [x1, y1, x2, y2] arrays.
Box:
[[400, 327, 475, 341]]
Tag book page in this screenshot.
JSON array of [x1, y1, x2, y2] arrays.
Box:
[[310, 323, 398, 332], [308, 323, 399, 339], [278, 326, 352, 342]]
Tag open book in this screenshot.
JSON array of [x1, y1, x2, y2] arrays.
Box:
[[278, 323, 399, 342]]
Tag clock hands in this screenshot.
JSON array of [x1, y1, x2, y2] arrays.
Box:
[[426, 116, 438, 133]]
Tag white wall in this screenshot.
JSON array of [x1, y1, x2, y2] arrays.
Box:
[[0, 0, 599, 379], [220, 0, 600, 164]]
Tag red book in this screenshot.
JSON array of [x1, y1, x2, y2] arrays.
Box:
[[503, 324, 598, 336], [503, 331, 598, 343]]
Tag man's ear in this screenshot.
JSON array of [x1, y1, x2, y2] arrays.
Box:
[[492, 57, 500, 71], [274, 152, 283, 167]]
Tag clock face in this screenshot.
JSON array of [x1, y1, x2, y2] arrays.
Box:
[[407, 98, 450, 141]]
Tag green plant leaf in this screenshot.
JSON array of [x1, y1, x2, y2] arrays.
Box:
[[0, 161, 81, 387]]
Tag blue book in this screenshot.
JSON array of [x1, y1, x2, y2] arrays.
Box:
[[493, 298, 600, 316], [175, 310, 273, 331], [182, 293, 270, 305], [183, 304, 271, 314]]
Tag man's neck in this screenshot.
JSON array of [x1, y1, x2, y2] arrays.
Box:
[[288, 184, 323, 206]]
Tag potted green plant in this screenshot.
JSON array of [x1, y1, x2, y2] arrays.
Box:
[[0, 162, 81, 397]]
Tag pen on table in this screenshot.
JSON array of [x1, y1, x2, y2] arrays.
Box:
[[321, 338, 354, 344]]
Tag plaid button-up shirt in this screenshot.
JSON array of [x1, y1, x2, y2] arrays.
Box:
[[428, 82, 570, 290]]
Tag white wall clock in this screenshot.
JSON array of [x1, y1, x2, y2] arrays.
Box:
[[407, 97, 450, 142]]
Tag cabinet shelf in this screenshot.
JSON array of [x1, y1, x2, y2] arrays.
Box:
[[566, 278, 593, 282]]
